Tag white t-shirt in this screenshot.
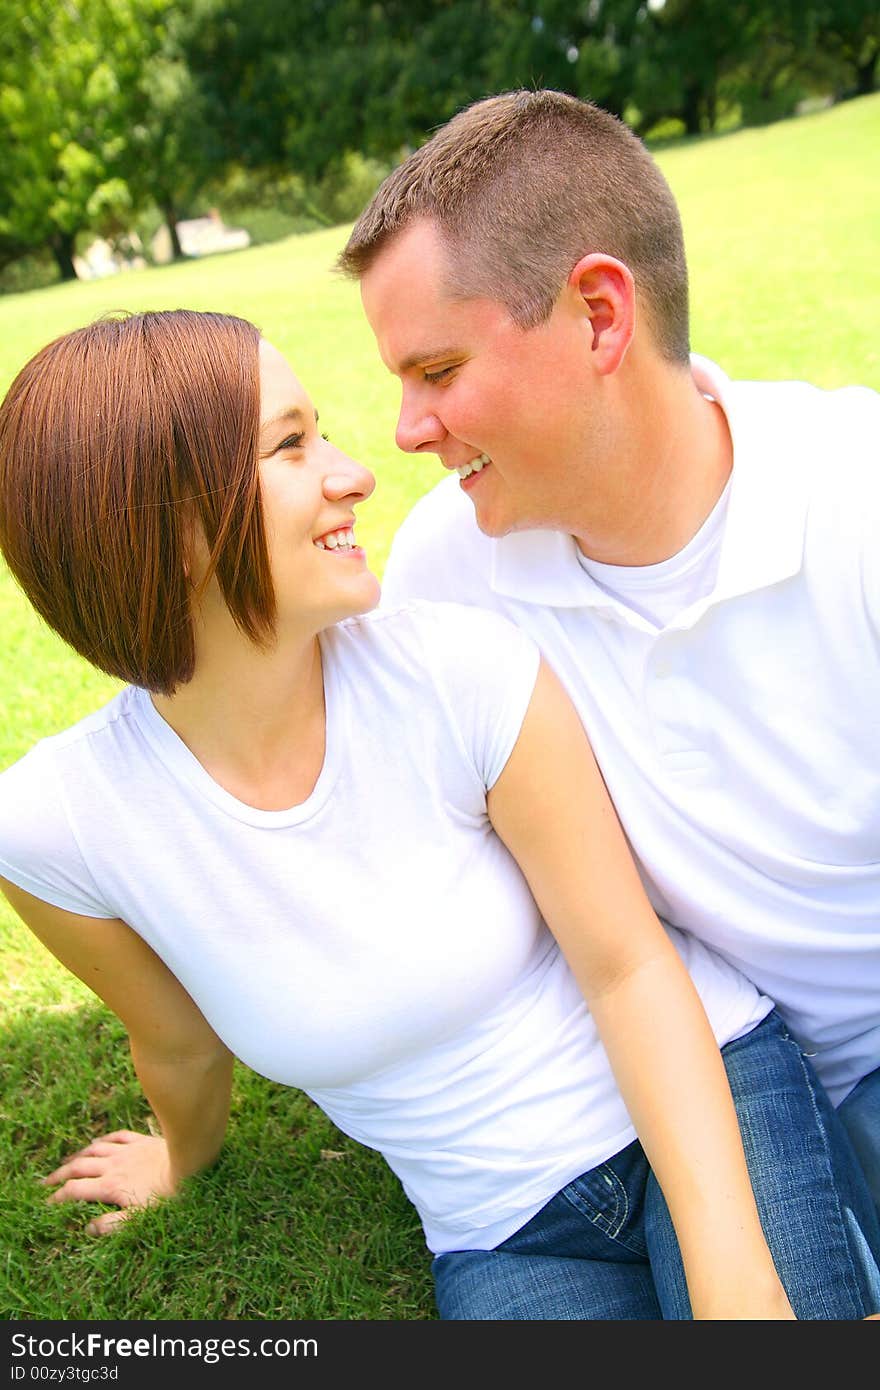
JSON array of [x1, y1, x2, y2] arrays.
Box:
[[0, 601, 768, 1253], [381, 359, 880, 1107], [576, 479, 731, 629]]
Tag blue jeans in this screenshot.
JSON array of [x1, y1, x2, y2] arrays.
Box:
[[838, 1064, 880, 1218], [432, 1010, 880, 1319]]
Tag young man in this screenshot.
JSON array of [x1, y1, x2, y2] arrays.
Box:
[[339, 89, 880, 1211]]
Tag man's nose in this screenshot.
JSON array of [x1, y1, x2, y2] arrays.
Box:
[[395, 389, 445, 455]]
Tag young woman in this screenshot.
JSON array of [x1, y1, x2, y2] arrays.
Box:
[[0, 309, 877, 1321]]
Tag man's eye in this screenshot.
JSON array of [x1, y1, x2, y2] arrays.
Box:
[[424, 365, 456, 383]]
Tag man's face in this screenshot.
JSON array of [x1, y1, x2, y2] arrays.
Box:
[[360, 219, 598, 537]]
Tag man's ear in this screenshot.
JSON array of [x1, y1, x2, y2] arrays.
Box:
[[567, 254, 635, 373]]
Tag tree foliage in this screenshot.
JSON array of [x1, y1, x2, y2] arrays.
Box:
[[0, 0, 172, 277], [0, 0, 876, 281]]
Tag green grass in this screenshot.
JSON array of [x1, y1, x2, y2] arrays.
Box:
[[1, 1005, 432, 1319], [1, 93, 878, 1321], [670, 96, 880, 390]]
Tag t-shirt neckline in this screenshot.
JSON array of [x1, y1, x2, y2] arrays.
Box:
[[131, 631, 342, 827]]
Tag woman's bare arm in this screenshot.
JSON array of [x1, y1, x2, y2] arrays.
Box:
[[487, 660, 794, 1320], [1, 876, 233, 1233]]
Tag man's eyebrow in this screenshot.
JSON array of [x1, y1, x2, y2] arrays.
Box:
[[398, 346, 462, 372], [259, 406, 319, 434]]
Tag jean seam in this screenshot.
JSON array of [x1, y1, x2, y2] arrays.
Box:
[[783, 1029, 867, 1312], [562, 1165, 620, 1233], [561, 1165, 648, 1258]]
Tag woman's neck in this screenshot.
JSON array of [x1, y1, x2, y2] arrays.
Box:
[[151, 625, 327, 812]]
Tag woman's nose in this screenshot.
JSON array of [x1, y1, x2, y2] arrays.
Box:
[[322, 450, 375, 502]]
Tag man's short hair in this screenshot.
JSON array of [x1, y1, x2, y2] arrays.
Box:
[[0, 309, 275, 695], [340, 88, 690, 363]]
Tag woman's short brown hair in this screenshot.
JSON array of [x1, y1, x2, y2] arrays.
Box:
[[339, 88, 690, 363], [0, 309, 275, 695]]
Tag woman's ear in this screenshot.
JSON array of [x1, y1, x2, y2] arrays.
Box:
[[181, 507, 211, 593]]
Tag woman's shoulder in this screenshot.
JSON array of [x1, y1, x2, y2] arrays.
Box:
[[331, 598, 531, 662], [0, 687, 137, 794], [0, 690, 140, 918], [325, 601, 540, 752]]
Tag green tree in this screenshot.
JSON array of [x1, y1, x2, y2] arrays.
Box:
[[178, 0, 296, 172], [810, 1, 879, 97], [183, 0, 504, 177], [128, 3, 227, 259], [484, 0, 651, 122], [0, 0, 170, 279], [637, 0, 784, 134], [634, 1, 876, 133]]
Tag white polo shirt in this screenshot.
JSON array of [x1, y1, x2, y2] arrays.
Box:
[[381, 358, 880, 1106]]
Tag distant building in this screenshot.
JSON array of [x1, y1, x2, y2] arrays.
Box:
[[75, 210, 250, 279], [73, 236, 146, 280], [151, 209, 250, 264]]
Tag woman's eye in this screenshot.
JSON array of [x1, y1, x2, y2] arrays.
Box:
[[321, 432, 330, 441], [276, 432, 305, 451]]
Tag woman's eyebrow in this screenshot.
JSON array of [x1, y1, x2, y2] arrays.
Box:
[[259, 406, 320, 436]]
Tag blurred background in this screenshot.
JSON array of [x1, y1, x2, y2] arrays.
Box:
[[1, 0, 876, 293]]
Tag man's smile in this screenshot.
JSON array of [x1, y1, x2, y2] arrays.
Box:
[[455, 453, 491, 480]]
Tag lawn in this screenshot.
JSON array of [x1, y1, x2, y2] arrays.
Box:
[[0, 92, 878, 1321]]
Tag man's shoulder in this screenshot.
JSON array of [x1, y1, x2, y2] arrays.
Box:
[[731, 375, 878, 452], [380, 475, 497, 608], [730, 375, 879, 508]]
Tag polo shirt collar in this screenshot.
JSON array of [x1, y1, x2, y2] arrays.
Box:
[[490, 354, 809, 614], [699, 356, 809, 605], [491, 528, 592, 609]]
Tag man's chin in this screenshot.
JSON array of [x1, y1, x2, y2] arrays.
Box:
[[467, 497, 513, 540], [459, 479, 545, 539], [471, 504, 540, 540], [473, 513, 509, 539]]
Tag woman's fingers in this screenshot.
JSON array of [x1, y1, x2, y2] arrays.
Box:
[[86, 1210, 132, 1237], [45, 1172, 144, 1206], [43, 1151, 124, 1186], [39, 1128, 169, 1217], [39, 1131, 173, 1228], [41, 1131, 152, 1184], [38, 1131, 173, 1236], [46, 1175, 111, 1203], [42, 1156, 107, 1186]]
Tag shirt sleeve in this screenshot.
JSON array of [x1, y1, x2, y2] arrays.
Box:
[[842, 386, 880, 640], [0, 744, 116, 918], [867, 523, 880, 642], [414, 601, 542, 791]]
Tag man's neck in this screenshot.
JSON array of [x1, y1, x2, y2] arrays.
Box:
[[572, 362, 733, 567]]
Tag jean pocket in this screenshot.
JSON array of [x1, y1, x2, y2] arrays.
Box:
[[561, 1162, 649, 1257]]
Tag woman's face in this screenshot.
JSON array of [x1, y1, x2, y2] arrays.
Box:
[[255, 338, 381, 633]]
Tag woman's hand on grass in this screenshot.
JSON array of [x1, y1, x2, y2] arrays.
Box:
[[41, 1129, 176, 1234]]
